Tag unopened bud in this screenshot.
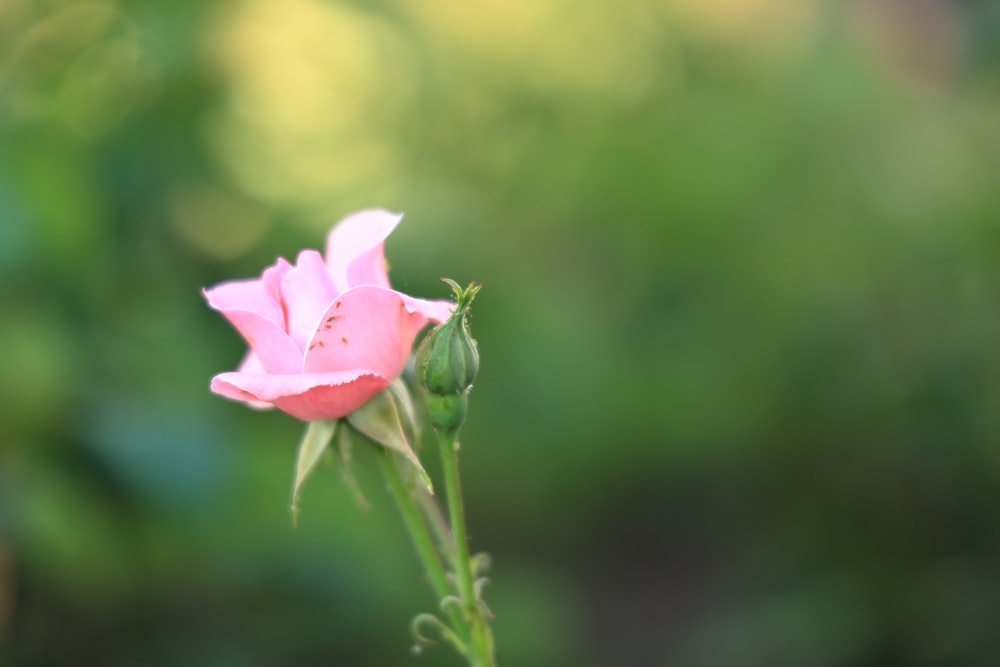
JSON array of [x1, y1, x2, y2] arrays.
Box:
[[417, 280, 480, 396], [416, 279, 481, 432]]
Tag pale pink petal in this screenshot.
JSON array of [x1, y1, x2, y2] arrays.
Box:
[[302, 285, 453, 379], [211, 370, 390, 421], [280, 250, 339, 351], [413, 296, 455, 325], [204, 277, 281, 327], [237, 350, 265, 374], [324, 209, 402, 293], [203, 257, 298, 373], [214, 311, 302, 373], [235, 351, 274, 409], [261, 257, 293, 327]]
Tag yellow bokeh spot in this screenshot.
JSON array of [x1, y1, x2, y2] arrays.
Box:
[[170, 183, 271, 260], [664, 0, 821, 71], [205, 0, 414, 207], [402, 0, 555, 60]]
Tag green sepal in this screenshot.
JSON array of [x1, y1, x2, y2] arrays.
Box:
[[334, 426, 371, 513], [347, 381, 434, 494], [289, 419, 338, 527]]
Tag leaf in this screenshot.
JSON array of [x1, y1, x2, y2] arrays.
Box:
[[289, 419, 338, 527], [347, 384, 434, 494]]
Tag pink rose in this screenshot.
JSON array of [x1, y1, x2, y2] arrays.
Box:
[[204, 210, 453, 421]]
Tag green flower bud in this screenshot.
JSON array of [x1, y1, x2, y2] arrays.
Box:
[[416, 279, 480, 396], [416, 279, 480, 433]]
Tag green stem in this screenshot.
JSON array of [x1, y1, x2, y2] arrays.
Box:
[[377, 449, 469, 654], [417, 486, 457, 567], [437, 431, 496, 667]]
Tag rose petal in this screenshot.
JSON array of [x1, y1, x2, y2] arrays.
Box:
[[324, 209, 402, 293], [411, 295, 454, 325], [302, 285, 452, 379], [204, 258, 291, 327], [203, 258, 300, 373], [237, 350, 265, 374], [281, 249, 339, 351], [211, 370, 390, 421], [202, 298, 302, 374], [235, 351, 274, 409]]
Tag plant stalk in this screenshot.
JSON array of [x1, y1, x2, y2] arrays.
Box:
[[437, 431, 496, 667], [377, 449, 470, 654]]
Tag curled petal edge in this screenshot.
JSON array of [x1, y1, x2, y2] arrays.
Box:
[[211, 370, 391, 422], [325, 209, 403, 292]]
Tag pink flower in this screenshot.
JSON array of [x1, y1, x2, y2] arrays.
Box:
[[204, 210, 453, 421]]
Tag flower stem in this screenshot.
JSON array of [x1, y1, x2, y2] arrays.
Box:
[[437, 431, 496, 667], [417, 484, 458, 567], [376, 449, 469, 654]]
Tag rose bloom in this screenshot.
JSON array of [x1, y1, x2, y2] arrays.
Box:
[[204, 210, 452, 421]]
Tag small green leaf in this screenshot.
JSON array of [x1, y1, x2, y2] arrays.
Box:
[[347, 384, 434, 494], [290, 419, 338, 527]]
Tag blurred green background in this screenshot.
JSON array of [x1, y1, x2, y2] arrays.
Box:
[[3, 0, 1000, 665]]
